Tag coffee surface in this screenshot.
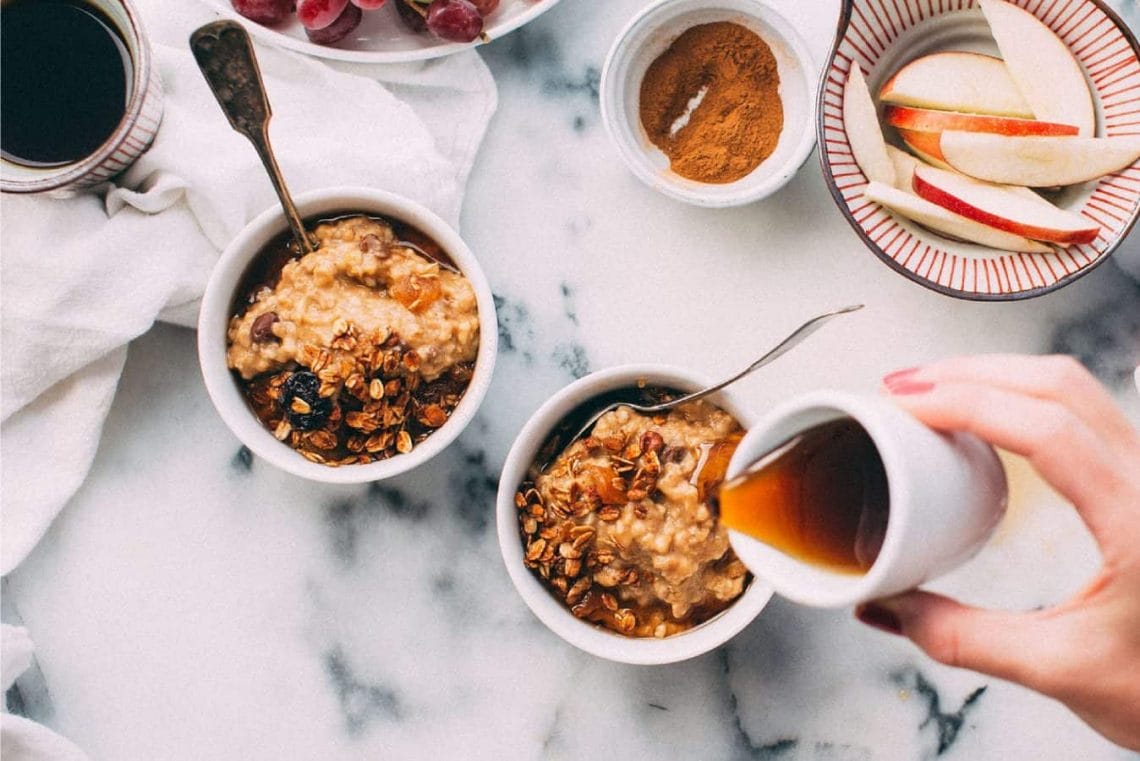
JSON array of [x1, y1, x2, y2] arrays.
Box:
[[1, 0, 130, 166]]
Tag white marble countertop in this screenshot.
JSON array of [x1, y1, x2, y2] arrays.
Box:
[[5, 1, 1140, 759]]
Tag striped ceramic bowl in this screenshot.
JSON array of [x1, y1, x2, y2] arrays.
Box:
[[819, 0, 1140, 300], [1, 0, 163, 196]]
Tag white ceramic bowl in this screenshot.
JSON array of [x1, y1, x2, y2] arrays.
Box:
[[198, 187, 497, 483], [496, 364, 774, 664], [599, 0, 817, 207]]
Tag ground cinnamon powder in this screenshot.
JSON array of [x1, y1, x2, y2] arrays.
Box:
[[639, 21, 783, 184]]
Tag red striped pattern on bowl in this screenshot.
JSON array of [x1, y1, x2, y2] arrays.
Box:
[[70, 57, 163, 191], [819, 0, 1140, 299]]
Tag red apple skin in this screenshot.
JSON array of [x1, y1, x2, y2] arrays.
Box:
[[912, 172, 1098, 245], [898, 128, 946, 161], [885, 106, 1079, 137]]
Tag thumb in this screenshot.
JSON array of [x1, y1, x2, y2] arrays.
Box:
[[856, 591, 1064, 691]]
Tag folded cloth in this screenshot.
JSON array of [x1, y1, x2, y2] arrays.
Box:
[[0, 0, 497, 576]]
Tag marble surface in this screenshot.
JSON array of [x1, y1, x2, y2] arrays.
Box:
[[5, 1, 1140, 759]]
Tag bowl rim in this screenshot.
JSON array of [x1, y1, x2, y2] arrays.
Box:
[[599, 0, 818, 208], [815, 0, 1140, 301], [197, 186, 497, 484], [495, 363, 775, 665]]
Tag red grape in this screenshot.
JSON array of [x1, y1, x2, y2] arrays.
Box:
[[425, 0, 482, 43], [350, 0, 387, 7], [469, 0, 498, 15], [231, 0, 295, 25], [297, 0, 348, 30], [395, 0, 428, 33], [304, 0, 361, 43]]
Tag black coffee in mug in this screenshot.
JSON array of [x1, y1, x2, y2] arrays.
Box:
[[1, 0, 131, 167]]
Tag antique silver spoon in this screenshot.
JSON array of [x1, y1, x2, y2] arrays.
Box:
[[535, 304, 865, 470], [190, 20, 315, 254]]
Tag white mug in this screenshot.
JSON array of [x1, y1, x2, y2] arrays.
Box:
[[0, 0, 163, 196], [725, 391, 1008, 608]]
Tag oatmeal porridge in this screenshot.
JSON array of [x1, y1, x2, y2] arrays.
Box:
[[516, 392, 750, 637], [226, 214, 480, 465]]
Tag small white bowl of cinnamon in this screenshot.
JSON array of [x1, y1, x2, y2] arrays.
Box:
[[600, 0, 816, 207]]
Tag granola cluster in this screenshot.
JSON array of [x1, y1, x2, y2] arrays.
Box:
[[245, 329, 472, 466], [517, 399, 750, 638]]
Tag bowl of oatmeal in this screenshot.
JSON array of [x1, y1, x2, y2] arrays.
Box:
[[199, 187, 496, 483], [496, 365, 774, 664]]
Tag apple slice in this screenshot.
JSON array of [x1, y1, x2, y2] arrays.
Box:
[[890, 142, 1056, 205], [879, 52, 1034, 118], [886, 145, 920, 191], [844, 65, 895, 185], [979, 0, 1095, 137], [884, 106, 1078, 136], [901, 129, 1066, 193], [912, 164, 1099, 244], [939, 132, 1140, 186], [864, 180, 1052, 252], [897, 128, 953, 169]]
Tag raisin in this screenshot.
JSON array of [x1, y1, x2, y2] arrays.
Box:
[[639, 430, 665, 455], [250, 312, 280, 343], [280, 371, 332, 431]]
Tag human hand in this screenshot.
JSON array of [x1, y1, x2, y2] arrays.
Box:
[[855, 354, 1140, 750]]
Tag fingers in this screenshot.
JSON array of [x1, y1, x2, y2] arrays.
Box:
[[883, 378, 1129, 542], [886, 354, 1139, 449], [859, 592, 1140, 750], [856, 591, 1068, 693]]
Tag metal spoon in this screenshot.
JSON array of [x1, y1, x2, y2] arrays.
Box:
[[190, 20, 314, 254], [533, 304, 864, 472]]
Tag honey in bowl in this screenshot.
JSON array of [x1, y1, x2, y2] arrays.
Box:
[[717, 417, 890, 575]]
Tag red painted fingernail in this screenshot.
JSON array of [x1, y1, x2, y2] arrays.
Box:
[[886, 380, 935, 395], [855, 603, 902, 636], [882, 367, 920, 386]]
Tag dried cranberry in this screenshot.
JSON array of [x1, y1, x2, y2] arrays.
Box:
[[280, 371, 333, 430]]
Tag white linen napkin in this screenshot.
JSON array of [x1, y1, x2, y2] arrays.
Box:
[[0, 0, 497, 576]]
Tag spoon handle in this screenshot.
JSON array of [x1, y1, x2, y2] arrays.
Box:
[[639, 304, 866, 412], [189, 21, 314, 254]]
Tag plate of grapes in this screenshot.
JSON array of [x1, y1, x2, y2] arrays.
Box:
[[218, 0, 561, 63]]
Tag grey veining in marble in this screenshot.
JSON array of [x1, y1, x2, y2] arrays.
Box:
[[5, 1, 1140, 760]]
